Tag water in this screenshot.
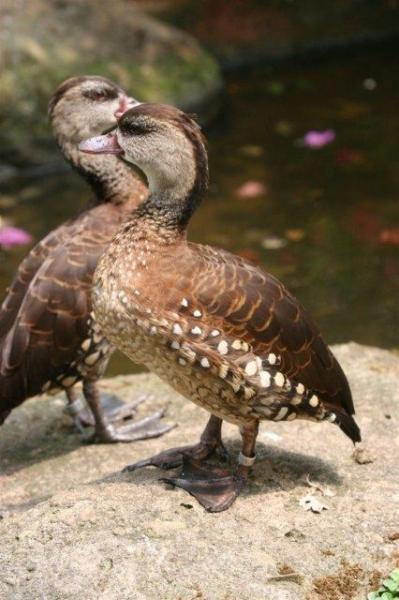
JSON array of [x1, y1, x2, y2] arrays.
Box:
[[1, 48, 398, 375]]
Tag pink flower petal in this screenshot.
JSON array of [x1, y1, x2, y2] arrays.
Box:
[[235, 180, 267, 199], [0, 226, 32, 249], [302, 129, 336, 149]]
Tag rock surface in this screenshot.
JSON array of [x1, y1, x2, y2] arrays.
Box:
[[0, 343, 398, 599]]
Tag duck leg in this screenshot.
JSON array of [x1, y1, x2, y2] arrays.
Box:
[[65, 387, 86, 432], [65, 387, 152, 429], [123, 415, 226, 471], [161, 420, 259, 513], [82, 380, 173, 443]]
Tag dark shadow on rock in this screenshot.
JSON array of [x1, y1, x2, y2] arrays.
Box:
[[0, 418, 90, 477], [91, 439, 342, 499], [0, 392, 160, 476]]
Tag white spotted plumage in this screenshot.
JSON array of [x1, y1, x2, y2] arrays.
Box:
[[245, 360, 258, 376], [81, 338, 91, 352], [129, 301, 333, 429], [309, 394, 319, 407], [217, 341, 229, 355], [274, 406, 289, 421], [85, 351, 101, 366]]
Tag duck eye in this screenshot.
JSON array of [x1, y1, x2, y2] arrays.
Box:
[[126, 124, 147, 135], [83, 88, 117, 102], [121, 121, 150, 136]]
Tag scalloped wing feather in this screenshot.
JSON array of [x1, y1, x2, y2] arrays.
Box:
[[150, 243, 355, 418], [0, 205, 121, 415]]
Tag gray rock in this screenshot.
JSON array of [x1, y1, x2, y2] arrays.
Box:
[[0, 343, 398, 599], [0, 0, 222, 163]]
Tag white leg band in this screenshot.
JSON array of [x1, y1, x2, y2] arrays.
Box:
[[238, 452, 256, 467]]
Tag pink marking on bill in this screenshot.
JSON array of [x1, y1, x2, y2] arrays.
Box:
[[78, 132, 122, 154]]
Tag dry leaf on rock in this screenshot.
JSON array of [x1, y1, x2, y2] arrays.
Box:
[[299, 494, 328, 513]]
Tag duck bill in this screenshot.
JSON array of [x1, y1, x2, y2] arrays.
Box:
[[79, 132, 122, 155], [115, 95, 140, 119]]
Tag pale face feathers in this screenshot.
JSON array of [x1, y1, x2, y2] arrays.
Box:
[[80, 104, 207, 203], [116, 115, 197, 198], [49, 76, 132, 144]]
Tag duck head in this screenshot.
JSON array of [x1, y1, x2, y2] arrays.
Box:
[[79, 103, 209, 215], [49, 75, 139, 144]]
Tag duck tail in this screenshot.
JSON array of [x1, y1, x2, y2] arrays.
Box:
[[335, 411, 361, 444]]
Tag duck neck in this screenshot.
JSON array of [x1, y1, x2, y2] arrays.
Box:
[[57, 136, 146, 205], [131, 136, 209, 235], [134, 187, 201, 234]]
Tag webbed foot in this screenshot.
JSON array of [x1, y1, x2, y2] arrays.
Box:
[[161, 456, 247, 512], [66, 392, 148, 429], [123, 415, 227, 472], [124, 418, 258, 512], [91, 409, 174, 444]]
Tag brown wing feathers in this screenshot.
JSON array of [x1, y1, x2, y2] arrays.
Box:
[[197, 248, 353, 398], [0, 230, 62, 340], [0, 208, 117, 421], [152, 244, 359, 442]]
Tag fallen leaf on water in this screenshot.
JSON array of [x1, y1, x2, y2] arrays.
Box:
[[235, 180, 267, 199], [299, 494, 328, 513], [261, 235, 287, 250], [240, 145, 264, 157], [301, 129, 336, 149], [347, 204, 381, 243], [363, 77, 377, 91], [335, 148, 363, 166], [285, 228, 305, 242], [0, 226, 32, 249], [379, 229, 399, 246]]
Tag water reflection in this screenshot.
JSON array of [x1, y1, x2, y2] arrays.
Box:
[[1, 48, 398, 375]]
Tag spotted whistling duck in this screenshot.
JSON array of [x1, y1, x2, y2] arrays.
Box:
[[80, 103, 361, 511], [0, 78, 172, 443]]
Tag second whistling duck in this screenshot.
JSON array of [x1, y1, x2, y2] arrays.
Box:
[[0, 78, 172, 443], [80, 103, 361, 511]]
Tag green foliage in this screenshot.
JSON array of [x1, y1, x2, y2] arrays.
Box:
[[368, 569, 399, 600]]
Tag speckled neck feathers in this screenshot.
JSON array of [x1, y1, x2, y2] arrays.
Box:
[[57, 136, 146, 205], [118, 104, 209, 232]]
